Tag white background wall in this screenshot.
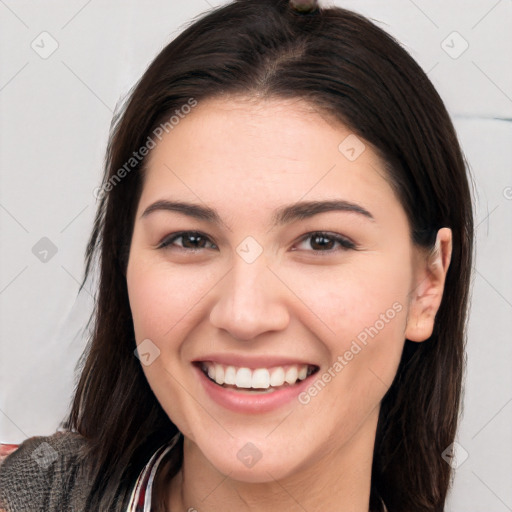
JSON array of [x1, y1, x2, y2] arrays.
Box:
[[0, 1, 511, 510]]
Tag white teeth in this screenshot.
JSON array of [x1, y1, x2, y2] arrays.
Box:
[[214, 363, 224, 385], [251, 369, 270, 389], [201, 362, 315, 390], [224, 365, 236, 385], [235, 368, 252, 388], [285, 366, 298, 384], [269, 367, 285, 387]]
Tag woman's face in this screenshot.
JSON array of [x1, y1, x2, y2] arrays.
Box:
[[126, 97, 444, 482]]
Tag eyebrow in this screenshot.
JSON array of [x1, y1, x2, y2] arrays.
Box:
[[140, 199, 374, 226]]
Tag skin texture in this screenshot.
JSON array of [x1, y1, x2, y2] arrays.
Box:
[[126, 97, 452, 512]]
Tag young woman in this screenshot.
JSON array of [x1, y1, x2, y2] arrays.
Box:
[[0, 0, 474, 510]]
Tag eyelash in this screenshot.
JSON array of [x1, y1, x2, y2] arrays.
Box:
[[157, 231, 357, 254]]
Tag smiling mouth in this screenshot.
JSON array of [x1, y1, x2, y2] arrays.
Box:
[[196, 361, 320, 393]]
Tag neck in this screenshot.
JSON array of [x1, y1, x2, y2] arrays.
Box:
[[165, 406, 379, 512]]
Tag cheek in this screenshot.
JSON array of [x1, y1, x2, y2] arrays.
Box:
[[298, 293, 407, 438], [127, 259, 212, 341], [126, 258, 210, 436], [280, 254, 410, 340], [287, 259, 409, 419]]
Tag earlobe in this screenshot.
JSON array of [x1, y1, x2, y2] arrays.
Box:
[[405, 227, 452, 342]]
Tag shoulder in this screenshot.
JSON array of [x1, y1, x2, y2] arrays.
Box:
[[0, 431, 90, 512]]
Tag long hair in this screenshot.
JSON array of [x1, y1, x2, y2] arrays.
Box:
[[65, 1, 474, 510]]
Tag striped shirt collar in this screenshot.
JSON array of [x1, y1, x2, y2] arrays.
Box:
[[126, 432, 182, 512]]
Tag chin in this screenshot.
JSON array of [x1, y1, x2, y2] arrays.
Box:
[[197, 437, 304, 483]]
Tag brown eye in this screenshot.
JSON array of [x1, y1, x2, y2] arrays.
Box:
[[293, 232, 356, 253], [158, 231, 217, 251], [310, 233, 335, 250]]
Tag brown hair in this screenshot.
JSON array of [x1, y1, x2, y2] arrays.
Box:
[[65, 1, 474, 510]]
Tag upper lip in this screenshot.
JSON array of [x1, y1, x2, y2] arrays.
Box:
[[192, 354, 319, 370]]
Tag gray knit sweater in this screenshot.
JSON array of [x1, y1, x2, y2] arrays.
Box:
[[0, 431, 92, 511]]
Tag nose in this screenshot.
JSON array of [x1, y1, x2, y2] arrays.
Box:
[[209, 255, 290, 341]]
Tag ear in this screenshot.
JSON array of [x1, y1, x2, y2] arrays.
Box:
[[405, 227, 452, 342]]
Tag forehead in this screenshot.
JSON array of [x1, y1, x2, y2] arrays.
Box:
[[146, 96, 356, 169], [139, 96, 401, 227]]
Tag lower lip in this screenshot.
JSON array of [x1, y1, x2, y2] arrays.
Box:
[[194, 364, 317, 414]]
